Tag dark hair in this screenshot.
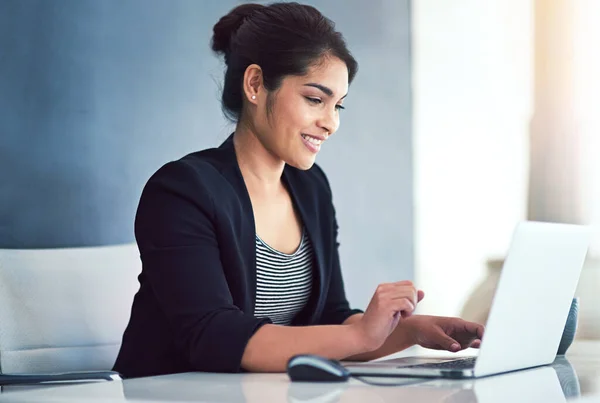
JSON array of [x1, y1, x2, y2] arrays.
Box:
[[211, 2, 358, 122]]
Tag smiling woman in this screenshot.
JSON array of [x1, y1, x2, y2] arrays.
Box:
[[235, 59, 348, 170], [112, 1, 484, 378]]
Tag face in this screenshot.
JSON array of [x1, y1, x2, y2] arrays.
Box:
[[251, 57, 349, 170]]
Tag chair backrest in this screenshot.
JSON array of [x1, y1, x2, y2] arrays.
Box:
[[0, 243, 141, 374]]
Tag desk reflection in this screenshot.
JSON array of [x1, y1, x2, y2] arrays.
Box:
[[0, 355, 585, 403], [285, 366, 569, 403], [554, 356, 581, 398], [117, 357, 578, 403]]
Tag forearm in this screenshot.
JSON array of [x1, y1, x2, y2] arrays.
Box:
[[342, 313, 416, 361], [241, 323, 367, 372]]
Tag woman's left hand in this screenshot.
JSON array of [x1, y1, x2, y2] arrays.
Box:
[[402, 315, 485, 352]]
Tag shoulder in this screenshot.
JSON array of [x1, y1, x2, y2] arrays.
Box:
[[144, 147, 232, 195], [134, 146, 243, 246], [137, 145, 240, 221]]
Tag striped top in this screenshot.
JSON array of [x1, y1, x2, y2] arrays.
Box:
[[254, 230, 313, 325]]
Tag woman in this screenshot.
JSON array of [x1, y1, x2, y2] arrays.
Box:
[[114, 2, 484, 378]]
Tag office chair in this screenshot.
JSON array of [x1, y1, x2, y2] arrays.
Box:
[[0, 243, 141, 386]]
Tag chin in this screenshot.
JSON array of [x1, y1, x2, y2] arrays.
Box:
[[288, 157, 317, 171]]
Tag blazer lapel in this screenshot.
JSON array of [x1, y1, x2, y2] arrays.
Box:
[[218, 136, 258, 313], [217, 135, 327, 321], [282, 167, 327, 323]]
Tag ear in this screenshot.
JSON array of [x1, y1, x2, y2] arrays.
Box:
[[242, 64, 263, 106]]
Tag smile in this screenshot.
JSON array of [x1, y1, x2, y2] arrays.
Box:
[[301, 134, 323, 145], [301, 134, 324, 154]]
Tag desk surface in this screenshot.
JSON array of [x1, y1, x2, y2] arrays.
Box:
[[2, 341, 600, 403]]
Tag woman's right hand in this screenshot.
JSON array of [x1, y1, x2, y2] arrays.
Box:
[[352, 280, 425, 351]]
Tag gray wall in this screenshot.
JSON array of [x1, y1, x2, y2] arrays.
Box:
[[0, 0, 231, 248], [0, 0, 412, 309], [303, 1, 414, 307]]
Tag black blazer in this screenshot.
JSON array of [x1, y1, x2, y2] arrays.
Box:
[[113, 135, 362, 378]]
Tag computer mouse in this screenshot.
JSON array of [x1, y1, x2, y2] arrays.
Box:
[[287, 354, 350, 382]]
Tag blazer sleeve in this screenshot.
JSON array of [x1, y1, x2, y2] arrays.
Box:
[[134, 160, 270, 373], [313, 167, 364, 325]]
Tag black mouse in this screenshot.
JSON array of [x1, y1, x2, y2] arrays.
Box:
[[287, 354, 350, 382]]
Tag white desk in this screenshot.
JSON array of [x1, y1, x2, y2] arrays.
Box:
[[1, 341, 600, 403]]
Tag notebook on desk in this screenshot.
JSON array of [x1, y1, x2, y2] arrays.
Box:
[[345, 221, 591, 379]]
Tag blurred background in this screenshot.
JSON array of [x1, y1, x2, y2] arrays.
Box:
[[1, 0, 598, 339]]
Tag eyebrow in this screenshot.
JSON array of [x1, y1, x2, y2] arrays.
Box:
[[303, 83, 347, 99]]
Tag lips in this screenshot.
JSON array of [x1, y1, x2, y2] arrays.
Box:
[[301, 133, 325, 145], [301, 133, 324, 154]]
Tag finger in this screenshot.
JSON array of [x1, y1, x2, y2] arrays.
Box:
[[461, 321, 485, 339], [377, 280, 413, 293], [387, 283, 417, 306], [470, 339, 481, 348], [374, 283, 415, 303], [417, 290, 425, 302], [393, 298, 415, 318], [399, 298, 415, 315], [377, 291, 416, 310], [393, 295, 417, 314], [389, 290, 417, 303], [439, 334, 461, 352], [377, 292, 416, 310]]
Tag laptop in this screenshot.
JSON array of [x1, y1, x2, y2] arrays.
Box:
[[345, 221, 592, 379]]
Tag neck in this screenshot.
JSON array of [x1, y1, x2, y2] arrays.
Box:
[[233, 123, 285, 196]]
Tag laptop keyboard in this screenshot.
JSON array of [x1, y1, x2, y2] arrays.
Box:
[[400, 357, 477, 370]]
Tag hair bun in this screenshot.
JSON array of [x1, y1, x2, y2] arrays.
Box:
[[211, 3, 265, 57]]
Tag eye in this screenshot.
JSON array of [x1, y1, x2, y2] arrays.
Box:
[[305, 97, 322, 105], [335, 104, 345, 111]]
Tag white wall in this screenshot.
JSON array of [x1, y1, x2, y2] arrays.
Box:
[[574, 0, 600, 256], [412, 1, 534, 317]]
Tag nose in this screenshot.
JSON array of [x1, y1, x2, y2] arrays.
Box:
[[317, 107, 339, 137]]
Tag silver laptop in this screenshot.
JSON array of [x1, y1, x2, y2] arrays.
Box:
[[345, 221, 591, 379]]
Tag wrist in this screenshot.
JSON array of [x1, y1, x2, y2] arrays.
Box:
[[347, 322, 377, 354], [393, 315, 419, 349]]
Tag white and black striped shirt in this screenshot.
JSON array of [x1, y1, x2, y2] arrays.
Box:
[[254, 230, 313, 325]]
